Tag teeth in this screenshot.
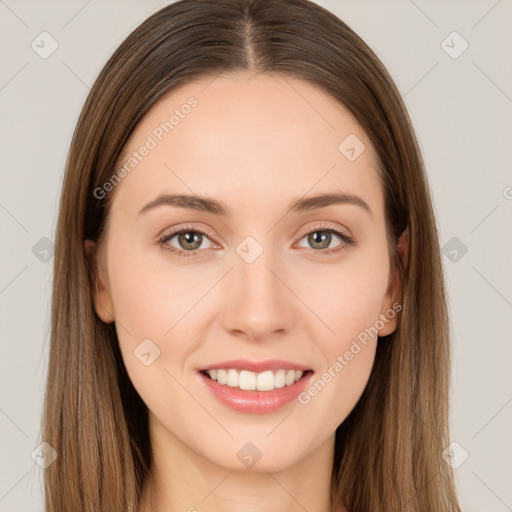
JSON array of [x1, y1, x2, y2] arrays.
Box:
[[205, 368, 305, 391], [275, 369, 286, 388], [239, 370, 256, 390], [257, 371, 274, 391], [226, 369, 238, 387], [217, 369, 227, 385]]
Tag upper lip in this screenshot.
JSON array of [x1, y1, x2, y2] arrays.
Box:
[[199, 359, 312, 373]]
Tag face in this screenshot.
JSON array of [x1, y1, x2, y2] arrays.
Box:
[[87, 71, 402, 473]]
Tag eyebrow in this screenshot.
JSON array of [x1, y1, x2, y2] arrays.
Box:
[[137, 191, 372, 218]]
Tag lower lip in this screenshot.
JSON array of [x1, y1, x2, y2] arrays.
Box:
[[199, 371, 313, 414]]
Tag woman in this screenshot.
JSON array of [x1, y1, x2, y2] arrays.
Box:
[[42, 0, 462, 510]]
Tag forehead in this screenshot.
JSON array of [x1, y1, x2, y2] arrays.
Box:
[[109, 71, 383, 221]]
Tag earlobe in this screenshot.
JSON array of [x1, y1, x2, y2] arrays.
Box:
[[84, 239, 115, 324], [378, 226, 409, 337]]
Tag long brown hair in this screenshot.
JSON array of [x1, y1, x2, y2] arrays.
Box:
[[43, 0, 461, 510]]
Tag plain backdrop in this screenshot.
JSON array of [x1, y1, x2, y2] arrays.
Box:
[[1, 1, 511, 510]]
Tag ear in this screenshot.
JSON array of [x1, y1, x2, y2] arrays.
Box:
[[378, 226, 409, 336], [84, 239, 115, 324]]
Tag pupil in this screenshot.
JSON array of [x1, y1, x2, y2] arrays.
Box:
[[309, 231, 330, 249], [180, 231, 201, 250]]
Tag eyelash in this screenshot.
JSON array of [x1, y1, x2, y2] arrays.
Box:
[[157, 224, 355, 259]]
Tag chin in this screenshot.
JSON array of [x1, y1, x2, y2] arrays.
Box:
[[199, 437, 307, 474]]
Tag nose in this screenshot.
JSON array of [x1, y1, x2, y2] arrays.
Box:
[[220, 246, 295, 342]]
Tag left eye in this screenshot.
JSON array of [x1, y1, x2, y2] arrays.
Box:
[[296, 229, 348, 251]]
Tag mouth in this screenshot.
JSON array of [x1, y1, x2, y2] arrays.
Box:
[[197, 359, 314, 413]]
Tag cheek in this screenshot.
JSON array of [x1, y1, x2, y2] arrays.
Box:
[[106, 242, 219, 398], [106, 242, 201, 340], [298, 247, 390, 344], [294, 249, 389, 422], [106, 245, 198, 426]]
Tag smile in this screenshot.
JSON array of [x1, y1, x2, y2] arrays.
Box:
[[197, 359, 314, 413]]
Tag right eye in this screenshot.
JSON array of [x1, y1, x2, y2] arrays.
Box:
[[158, 226, 215, 258]]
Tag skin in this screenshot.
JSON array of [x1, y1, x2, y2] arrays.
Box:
[[86, 70, 408, 512]]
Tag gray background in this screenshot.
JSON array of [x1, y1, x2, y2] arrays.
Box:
[[1, 0, 511, 510]]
